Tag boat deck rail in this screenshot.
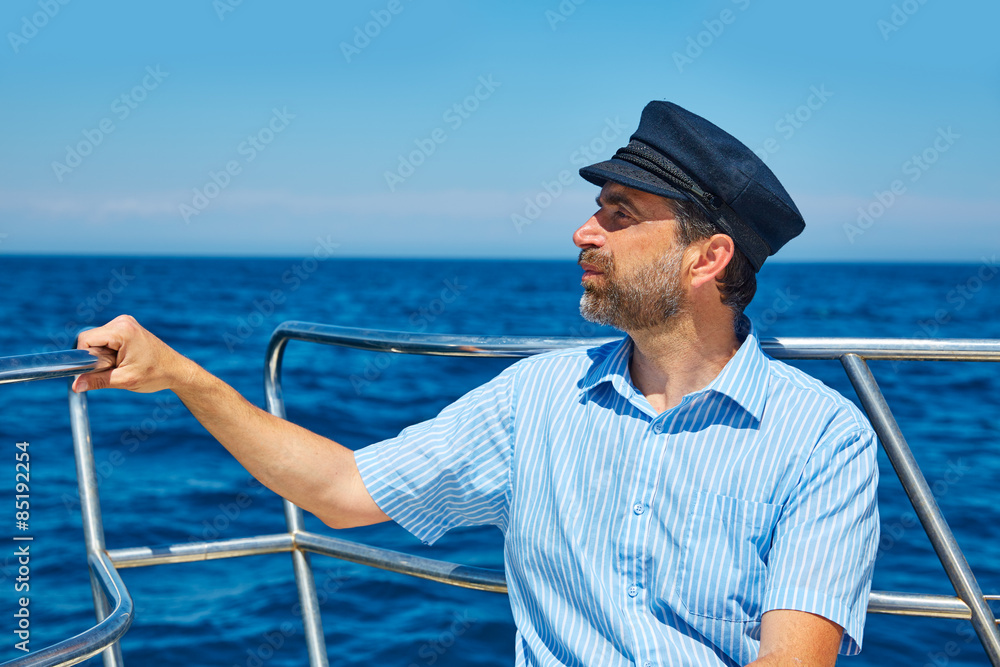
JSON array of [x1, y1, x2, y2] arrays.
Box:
[[2, 322, 999, 666]]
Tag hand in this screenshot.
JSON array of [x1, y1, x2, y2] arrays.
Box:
[[72, 315, 193, 394]]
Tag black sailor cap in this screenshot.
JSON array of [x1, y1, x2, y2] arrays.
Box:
[[579, 101, 805, 272]]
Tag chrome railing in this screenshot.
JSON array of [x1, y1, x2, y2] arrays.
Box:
[[0, 350, 111, 385], [3, 324, 999, 666], [0, 351, 132, 667]]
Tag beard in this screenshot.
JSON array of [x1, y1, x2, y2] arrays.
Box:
[[578, 245, 686, 332]]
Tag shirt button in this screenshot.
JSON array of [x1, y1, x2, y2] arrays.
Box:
[[643, 662, 653, 667], [627, 585, 638, 598], [632, 502, 644, 515], [652, 422, 663, 434]]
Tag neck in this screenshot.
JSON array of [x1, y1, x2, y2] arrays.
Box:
[[626, 309, 742, 414]]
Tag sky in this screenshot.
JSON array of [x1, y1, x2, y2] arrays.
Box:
[[1, 0, 998, 262]]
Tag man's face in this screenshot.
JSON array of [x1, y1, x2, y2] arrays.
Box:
[[574, 183, 688, 332]]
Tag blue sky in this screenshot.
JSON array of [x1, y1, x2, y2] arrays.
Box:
[[1, 0, 997, 261]]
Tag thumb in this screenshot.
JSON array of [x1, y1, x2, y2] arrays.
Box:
[[73, 369, 115, 393], [72, 346, 119, 393]]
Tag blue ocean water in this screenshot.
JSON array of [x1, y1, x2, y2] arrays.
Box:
[[0, 256, 998, 666]]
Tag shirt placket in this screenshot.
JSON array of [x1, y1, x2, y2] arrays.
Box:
[[622, 389, 701, 667], [619, 410, 672, 667]]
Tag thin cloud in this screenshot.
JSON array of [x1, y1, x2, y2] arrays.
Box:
[[0, 188, 597, 223]]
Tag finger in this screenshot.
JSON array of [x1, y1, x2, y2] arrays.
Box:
[[72, 347, 121, 393], [77, 327, 123, 353], [75, 315, 137, 352], [87, 346, 118, 373], [72, 369, 114, 393]]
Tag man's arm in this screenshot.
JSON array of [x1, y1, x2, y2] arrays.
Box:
[[759, 425, 879, 658], [747, 609, 843, 666], [72, 315, 389, 530]]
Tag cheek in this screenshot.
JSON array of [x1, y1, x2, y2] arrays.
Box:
[[614, 242, 657, 273]]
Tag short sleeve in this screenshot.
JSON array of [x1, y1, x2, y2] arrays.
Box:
[[763, 424, 880, 655], [354, 365, 517, 545]]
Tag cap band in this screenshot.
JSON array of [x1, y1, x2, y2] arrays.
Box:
[[614, 142, 719, 208], [613, 140, 772, 270]]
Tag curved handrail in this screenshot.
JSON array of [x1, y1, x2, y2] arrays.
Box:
[[267, 321, 1000, 361], [294, 531, 507, 593], [0, 350, 112, 385], [0, 552, 133, 667], [104, 529, 998, 620], [264, 322, 1000, 664], [4, 326, 999, 666], [109, 533, 295, 568], [266, 321, 616, 361], [101, 531, 506, 593], [0, 353, 131, 667]]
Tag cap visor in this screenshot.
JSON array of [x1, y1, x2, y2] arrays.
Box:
[[580, 158, 690, 202]]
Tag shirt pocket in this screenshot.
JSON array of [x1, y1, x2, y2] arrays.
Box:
[[674, 491, 781, 622]]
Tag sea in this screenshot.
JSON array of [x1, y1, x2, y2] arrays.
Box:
[[0, 256, 998, 667]]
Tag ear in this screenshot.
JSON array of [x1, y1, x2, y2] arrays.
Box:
[[687, 234, 734, 289]]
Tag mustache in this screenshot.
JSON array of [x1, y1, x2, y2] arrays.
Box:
[[578, 248, 613, 273]]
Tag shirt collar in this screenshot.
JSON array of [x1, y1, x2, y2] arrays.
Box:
[[579, 335, 638, 401], [579, 318, 770, 421]]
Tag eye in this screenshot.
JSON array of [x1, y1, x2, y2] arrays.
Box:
[[613, 208, 635, 225]]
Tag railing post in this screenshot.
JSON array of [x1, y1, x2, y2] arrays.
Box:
[[841, 353, 1000, 665], [68, 382, 126, 667], [264, 335, 330, 667]]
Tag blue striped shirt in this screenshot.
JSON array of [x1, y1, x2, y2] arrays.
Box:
[[355, 324, 879, 666]]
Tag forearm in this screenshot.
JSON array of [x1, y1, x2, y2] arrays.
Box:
[[171, 357, 386, 528], [72, 315, 387, 530]]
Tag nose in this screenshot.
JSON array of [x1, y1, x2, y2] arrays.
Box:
[[573, 214, 605, 249]]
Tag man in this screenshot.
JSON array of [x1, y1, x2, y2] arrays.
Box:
[[74, 101, 879, 666]]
